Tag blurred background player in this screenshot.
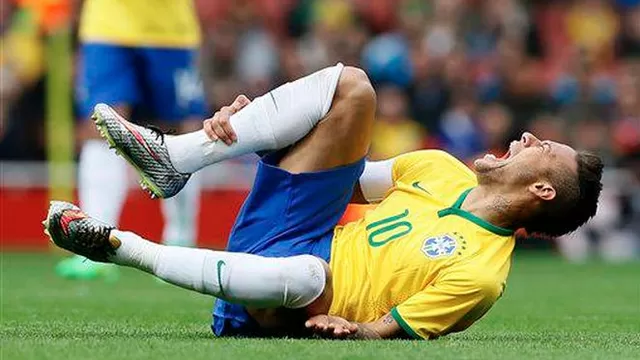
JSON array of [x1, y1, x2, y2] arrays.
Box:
[[56, 0, 206, 279]]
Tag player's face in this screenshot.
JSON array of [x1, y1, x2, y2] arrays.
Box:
[[473, 132, 578, 184]]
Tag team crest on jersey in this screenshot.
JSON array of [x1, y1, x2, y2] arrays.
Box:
[[422, 234, 458, 258]]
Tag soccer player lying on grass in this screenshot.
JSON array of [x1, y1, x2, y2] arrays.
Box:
[[44, 64, 603, 340]]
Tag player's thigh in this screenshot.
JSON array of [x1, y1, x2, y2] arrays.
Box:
[[278, 66, 376, 173], [76, 43, 138, 140], [139, 47, 206, 123]]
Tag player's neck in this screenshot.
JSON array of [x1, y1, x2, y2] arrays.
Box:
[[459, 186, 524, 231]]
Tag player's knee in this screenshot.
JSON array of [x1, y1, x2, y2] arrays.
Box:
[[279, 255, 329, 309], [327, 66, 376, 141], [304, 258, 333, 316], [338, 66, 376, 111]]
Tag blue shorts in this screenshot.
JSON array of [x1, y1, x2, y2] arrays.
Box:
[[76, 43, 206, 121], [212, 152, 366, 337]]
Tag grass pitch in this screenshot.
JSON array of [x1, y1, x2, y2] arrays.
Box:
[[1, 252, 639, 360]]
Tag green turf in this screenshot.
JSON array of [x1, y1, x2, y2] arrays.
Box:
[[1, 253, 639, 360]]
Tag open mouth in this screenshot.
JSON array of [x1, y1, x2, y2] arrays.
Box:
[[498, 149, 511, 160], [483, 149, 511, 162]]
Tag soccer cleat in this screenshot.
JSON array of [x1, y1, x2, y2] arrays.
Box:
[[92, 103, 190, 199], [43, 201, 116, 263]]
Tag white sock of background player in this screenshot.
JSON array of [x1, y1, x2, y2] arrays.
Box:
[[165, 63, 345, 174], [73, 140, 128, 265], [109, 230, 327, 309], [78, 140, 128, 233], [160, 171, 200, 247]]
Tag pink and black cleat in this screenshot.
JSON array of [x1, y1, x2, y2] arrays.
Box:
[[92, 103, 190, 199], [43, 201, 116, 262]]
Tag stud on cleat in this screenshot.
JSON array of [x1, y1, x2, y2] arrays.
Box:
[[43, 218, 52, 238]]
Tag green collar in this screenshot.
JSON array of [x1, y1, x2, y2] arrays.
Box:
[[437, 188, 514, 237]]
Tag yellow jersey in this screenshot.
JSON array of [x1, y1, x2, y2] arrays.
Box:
[[79, 0, 200, 48], [329, 150, 515, 339]]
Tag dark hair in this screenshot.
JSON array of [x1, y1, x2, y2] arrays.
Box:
[[522, 151, 604, 237]]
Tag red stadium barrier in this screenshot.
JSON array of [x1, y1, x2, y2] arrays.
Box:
[[0, 187, 373, 250], [0, 187, 247, 250]]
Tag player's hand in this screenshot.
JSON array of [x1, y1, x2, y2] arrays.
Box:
[[305, 314, 358, 339], [203, 94, 250, 145]]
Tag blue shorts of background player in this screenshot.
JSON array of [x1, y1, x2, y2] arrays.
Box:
[[76, 43, 207, 122], [212, 150, 366, 337]]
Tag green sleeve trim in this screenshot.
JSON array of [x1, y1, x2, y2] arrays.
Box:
[[390, 307, 423, 340]]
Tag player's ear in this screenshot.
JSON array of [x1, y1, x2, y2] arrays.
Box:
[[528, 181, 556, 201]]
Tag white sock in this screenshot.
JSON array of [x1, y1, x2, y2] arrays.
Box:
[[160, 172, 200, 247], [79, 140, 128, 225], [109, 230, 327, 308], [166, 63, 344, 173]]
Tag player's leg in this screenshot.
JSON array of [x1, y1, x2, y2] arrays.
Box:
[[248, 66, 374, 321], [140, 47, 207, 247], [76, 43, 140, 226], [276, 66, 375, 173], [216, 67, 375, 335], [245, 261, 334, 336], [165, 63, 355, 173], [57, 43, 139, 279], [92, 63, 346, 198], [45, 202, 328, 312], [62, 126, 127, 279], [160, 173, 200, 247]]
